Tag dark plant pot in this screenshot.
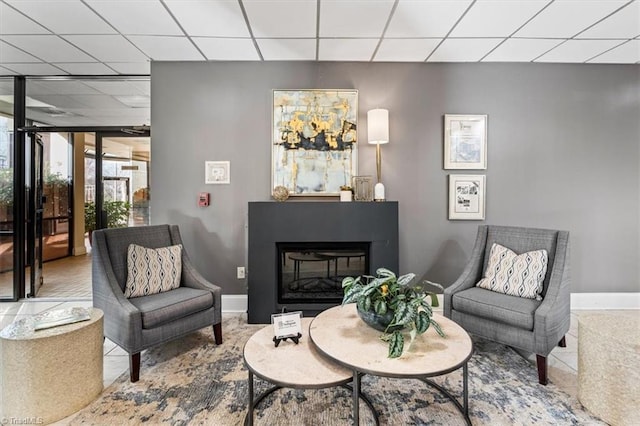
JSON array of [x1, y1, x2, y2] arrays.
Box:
[[357, 305, 403, 332]]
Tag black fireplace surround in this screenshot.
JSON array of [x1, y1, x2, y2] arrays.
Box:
[[248, 201, 399, 324]]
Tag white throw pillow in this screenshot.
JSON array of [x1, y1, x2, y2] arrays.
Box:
[[476, 243, 548, 300], [124, 244, 182, 298]]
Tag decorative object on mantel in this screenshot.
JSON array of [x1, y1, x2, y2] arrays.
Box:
[[272, 90, 358, 197], [342, 268, 444, 358], [339, 185, 353, 202], [444, 114, 487, 170], [272, 185, 289, 202], [352, 175, 373, 201], [368, 108, 389, 201], [448, 174, 486, 220]]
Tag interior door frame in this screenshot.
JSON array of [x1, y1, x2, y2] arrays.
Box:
[[27, 133, 43, 297]]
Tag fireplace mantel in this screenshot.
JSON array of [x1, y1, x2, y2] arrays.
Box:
[[248, 201, 399, 323]]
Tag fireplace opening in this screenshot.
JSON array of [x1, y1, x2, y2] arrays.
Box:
[[277, 242, 370, 304]]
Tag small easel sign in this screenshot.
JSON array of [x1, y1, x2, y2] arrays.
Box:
[[271, 311, 303, 347]]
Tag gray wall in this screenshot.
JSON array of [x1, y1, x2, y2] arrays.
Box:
[[151, 62, 639, 296]]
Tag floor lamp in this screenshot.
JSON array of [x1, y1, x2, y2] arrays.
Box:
[[367, 108, 389, 201]]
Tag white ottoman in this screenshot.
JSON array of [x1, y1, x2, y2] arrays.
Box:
[[578, 312, 640, 426], [0, 308, 103, 424]]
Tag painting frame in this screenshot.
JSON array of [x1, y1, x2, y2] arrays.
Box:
[[205, 161, 230, 184], [272, 89, 358, 196], [448, 174, 486, 220], [444, 114, 487, 170]]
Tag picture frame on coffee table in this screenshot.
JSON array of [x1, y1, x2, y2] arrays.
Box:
[[448, 174, 485, 220]]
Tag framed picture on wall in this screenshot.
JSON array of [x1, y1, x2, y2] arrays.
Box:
[[444, 114, 487, 169], [205, 161, 230, 184], [448, 174, 485, 220], [272, 89, 358, 196]]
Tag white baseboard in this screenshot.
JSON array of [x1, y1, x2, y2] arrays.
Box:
[[571, 293, 640, 310], [222, 293, 640, 313], [221, 295, 248, 313]]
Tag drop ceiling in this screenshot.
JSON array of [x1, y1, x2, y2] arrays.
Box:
[[0, 0, 638, 126]]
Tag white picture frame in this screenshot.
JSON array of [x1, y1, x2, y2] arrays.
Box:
[[448, 174, 486, 220], [444, 114, 487, 169], [271, 311, 303, 339], [205, 161, 230, 184]]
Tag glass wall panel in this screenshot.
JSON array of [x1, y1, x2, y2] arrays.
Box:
[[0, 78, 14, 298]]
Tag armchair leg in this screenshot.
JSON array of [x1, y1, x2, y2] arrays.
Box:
[[213, 323, 222, 345], [558, 336, 567, 347], [129, 353, 140, 383], [536, 355, 548, 385]]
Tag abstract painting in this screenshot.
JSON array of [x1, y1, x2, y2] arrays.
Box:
[[272, 90, 358, 196]]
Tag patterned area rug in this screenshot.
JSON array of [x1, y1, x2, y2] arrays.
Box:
[[70, 314, 603, 425]]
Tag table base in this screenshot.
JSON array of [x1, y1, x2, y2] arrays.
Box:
[[245, 371, 379, 425], [351, 363, 470, 426]]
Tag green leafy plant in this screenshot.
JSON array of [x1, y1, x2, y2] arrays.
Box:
[[342, 268, 445, 358], [84, 200, 130, 233]]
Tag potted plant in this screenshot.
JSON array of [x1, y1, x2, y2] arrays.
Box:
[[84, 201, 131, 244], [342, 268, 445, 358]]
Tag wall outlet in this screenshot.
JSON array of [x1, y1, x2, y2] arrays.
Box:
[[236, 266, 246, 279]]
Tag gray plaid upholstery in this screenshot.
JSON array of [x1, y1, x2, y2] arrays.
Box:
[[92, 224, 222, 355], [444, 225, 570, 357]]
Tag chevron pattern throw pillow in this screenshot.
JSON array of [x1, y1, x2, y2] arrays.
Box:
[[124, 244, 182, 298], [476, 243, 548, 300]]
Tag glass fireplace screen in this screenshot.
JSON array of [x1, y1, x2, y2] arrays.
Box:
[[277, 242, 370, 304]]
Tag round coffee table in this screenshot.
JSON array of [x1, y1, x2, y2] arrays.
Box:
[[310, 304, 474, 425], [243, 317, 378, 425]]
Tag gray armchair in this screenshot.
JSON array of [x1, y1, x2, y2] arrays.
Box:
[[444, 225, 570, 385], [92, 224, 222, 382]]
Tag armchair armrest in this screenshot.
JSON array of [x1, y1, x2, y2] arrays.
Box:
[[181, 254, 222, 318], [444, 226, 488, 317], [534, 232, 571, 354], [91, 233, 143, 353]]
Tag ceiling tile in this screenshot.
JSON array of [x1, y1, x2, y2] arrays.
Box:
[[193, 37, 260, 60], [0, 40, 39, 63], [451, 0, 549, 37], [165, 0, 249, 37], [29, 94, 92, 109], [72, 95, 130, 108], [515, 0, 628, 38], [428, 38, 503, 62], [588, 40, 640, 63], [0, 63, 67, 75], [374, 38, 440, 62], [535, 39, 625, 63], [483, 38, 563, 62], [318, 39, 378, 61], [320, 0, 394, 38], [577, 1, 640, 39], [82, 80, 148, 96], [2, 35, 95, 62], [106, 62, 151, 74], [85, 0, 183, 36], [6, 0, 116, 34], [53, 63, 117, 75], [26, 80, 102, 95], [128, 36, 204, 61], [63, 35, 149, 62], [386, 0, 472, 37], [0, 3, 50, 34], [0, 66, 18, 76], [257, 39, 316, 60], [244, 0, 316, 38]]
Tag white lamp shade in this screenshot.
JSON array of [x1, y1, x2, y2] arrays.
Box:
[[367, 108, 389, 145]]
